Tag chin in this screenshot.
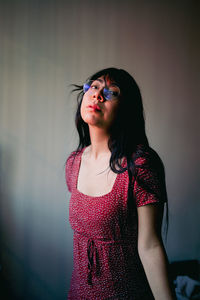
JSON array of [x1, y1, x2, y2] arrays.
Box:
[[85, 119, 101, 127], [82, 113, 100, 125]]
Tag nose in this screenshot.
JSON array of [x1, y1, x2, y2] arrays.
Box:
[[92, 90, 104, 103]]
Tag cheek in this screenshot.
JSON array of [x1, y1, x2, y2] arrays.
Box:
[[104, 102, 120, 125], [80, 95, 95, 124], [80, 102, 84, 118], [109, 102, 119, 118], [80, 96, 87, 119]]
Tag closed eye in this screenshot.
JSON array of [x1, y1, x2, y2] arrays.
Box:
[[110, 91, 118, 96], [104, 89, 119, 96]]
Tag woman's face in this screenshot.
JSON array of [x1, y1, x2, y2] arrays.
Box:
[[80, 76, 120, 132]]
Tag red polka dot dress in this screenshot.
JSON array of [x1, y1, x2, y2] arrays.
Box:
[[66, 147, 165, 299]]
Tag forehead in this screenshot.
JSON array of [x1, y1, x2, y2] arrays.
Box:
[[95, 75, 118, 86]]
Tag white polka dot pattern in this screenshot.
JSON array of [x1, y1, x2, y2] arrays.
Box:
[[66, 148, 165, 299]]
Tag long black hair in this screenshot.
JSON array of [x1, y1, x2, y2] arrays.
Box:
[[71, 67, 168, 237]]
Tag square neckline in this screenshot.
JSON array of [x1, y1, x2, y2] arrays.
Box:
[[75, 147, 126, 199]]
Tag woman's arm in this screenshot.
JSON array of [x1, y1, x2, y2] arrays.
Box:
[[137, 204, 176, 300]]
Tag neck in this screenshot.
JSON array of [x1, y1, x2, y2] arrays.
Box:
[[88, 126, 111, 159]]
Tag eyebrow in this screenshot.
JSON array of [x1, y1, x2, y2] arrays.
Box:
[[95, 78, 104, 83]]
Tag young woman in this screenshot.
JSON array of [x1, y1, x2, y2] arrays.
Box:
[[66, 68, 176, 299]]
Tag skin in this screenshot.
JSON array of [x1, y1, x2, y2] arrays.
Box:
[[80, 76, 120, 132], [78, 76, 176, 299], [137, 205, 176, 299], [78, 76, 119, 196]]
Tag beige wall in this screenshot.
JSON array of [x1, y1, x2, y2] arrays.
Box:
[[0, 0, 199, 298]]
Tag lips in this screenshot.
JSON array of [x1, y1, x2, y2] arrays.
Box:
[[88, 104, 101, 111]]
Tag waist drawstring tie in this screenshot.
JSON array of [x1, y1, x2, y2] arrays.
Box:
[[87, 238, 100, 285]]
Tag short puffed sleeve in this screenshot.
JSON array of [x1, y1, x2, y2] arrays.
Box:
[[133, 154, 167, 207], [65, 152, 76, 193]]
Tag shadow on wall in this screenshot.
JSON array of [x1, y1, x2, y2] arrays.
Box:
[[0, 146, 60, 300], [0, 146, 17, 298]]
